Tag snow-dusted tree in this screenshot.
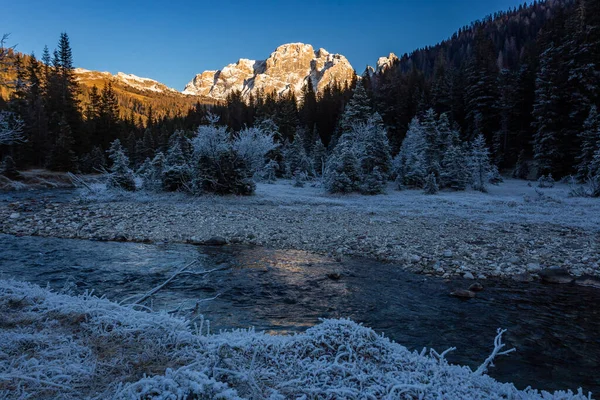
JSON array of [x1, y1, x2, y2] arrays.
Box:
[[421, 108, 442, 176], [440, 145, 470, 190], [261, 159, 279, 183], [284, 136, 313, 178], [80, 146, 106, 173], [255, 117, 281, 142], [339, 83, 373, 133], [423, 172, 439, 194], [232, 126, 277, 176], [0, 111, 24, 145], [191, 122, 259, 195], [140, 152, 165, 191], [312, 138, 327, 177], [324, 139, 360, 193], [512, 150, 529, 179], [576, 105, 600, 181], [0, 156, 20, 180], [161, 141, 190, 192], [537, 174, 555, 188], [469, 134, 491, 192], [106, 139, 135, 191], [47, 117, 77, 171], [394, 117, 427, 188], [356, 114, 392, 178], [360, 166, 386, 195], [487, 164, 504, 185]]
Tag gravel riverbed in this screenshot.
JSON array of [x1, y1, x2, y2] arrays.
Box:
[[1, 180, 599, 281]]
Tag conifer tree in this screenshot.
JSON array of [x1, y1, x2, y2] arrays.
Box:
[[513, 150, 529, 180], [161, 141, 190, 191], [312, 138, 327, 177], [576, 105, 600, 180], [339, 83, 372, 134], [325, 138, 360, 193], [47, 117, 77, 171], [106, 139, 135, 191], [423, 172, 439, 195], [394, 117, 427, 188], [469, 134, 491, 192], [440, 145, 469, 190]]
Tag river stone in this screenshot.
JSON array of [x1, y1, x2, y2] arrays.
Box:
[[513, 272, 534, 282], [203, 237, 228, 246], [463, 272, 475, 280], [327, 272, 342, 280], [450, 289, 476, 299], [443, 250, 453, 258], [468, 282, 484, 292], [9, 213, 20, 219], [527, 263, 541, 272], [539, 267, 574, 284], [574, 275, 600, 289]]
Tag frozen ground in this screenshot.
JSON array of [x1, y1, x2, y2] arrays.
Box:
[[1, 179, 599, 279], [0, 279, 593, 399]]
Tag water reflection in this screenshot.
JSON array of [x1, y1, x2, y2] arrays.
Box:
[[0, 234, 598, 395]]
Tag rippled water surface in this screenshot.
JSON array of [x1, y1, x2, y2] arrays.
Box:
[[0, 234, 598, 395]]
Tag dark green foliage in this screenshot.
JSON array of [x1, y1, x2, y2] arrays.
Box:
[[106, 139, 135, 191], [1, 156, 20, 180], [194, 151, 255, 195], [513, 150, 530, 180], [423, 172, 439, 195]]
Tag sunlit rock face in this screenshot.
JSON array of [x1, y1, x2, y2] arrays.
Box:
[[182, 43, 355, 100]]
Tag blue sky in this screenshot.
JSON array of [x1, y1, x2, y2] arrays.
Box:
[[1, 0, 527, 90]]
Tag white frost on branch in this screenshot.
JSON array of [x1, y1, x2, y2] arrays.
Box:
[[0, 111, 25, 145], [475, 328, 517, 375]]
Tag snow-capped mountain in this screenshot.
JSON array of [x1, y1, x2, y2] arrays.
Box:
[[74, 68, 179, 94], [183, 43, 356, 101]]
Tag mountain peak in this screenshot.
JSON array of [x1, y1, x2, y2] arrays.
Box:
[[183, 43, 354, 100]]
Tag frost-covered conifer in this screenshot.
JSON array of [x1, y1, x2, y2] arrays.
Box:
[[422, 108, 442, 176], [261, 159, 279, 183], [394, 117, 427, 188], [423, 172, 439, 194], [339, 83, 373, 133], [106, 139, 135, 191], [162, 141, 190, 192], [513, 150, 529, 179], [312, 138, 327, 176], [440, 145, 469, 190], [0, 155, 20, 180], [325, 138, 360, 193], [284, 137, 313, 178], [537, 174, 555, 188], [576, 105, 600, 181], [356, 115, 392, 180], [360, 166, 386, 195], [469, 134, 491, 193], [488, 164, 504, 185]]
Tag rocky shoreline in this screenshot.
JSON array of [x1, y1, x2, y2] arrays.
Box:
[[1, 188, 599, 286]]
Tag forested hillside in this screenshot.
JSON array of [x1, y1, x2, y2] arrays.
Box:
[[1, 0, 599, 187]]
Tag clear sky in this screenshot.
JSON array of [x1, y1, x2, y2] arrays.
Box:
[[1, 0, 527, 91]]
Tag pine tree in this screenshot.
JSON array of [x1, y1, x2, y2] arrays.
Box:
[[106, 139, 135, 191], [284, 137, 312, 178], [513, 150, 529, 180], [339, 83, 373, 133], [312, 138, 327, 177], [423, 172, 439, 195], [469, 134, 491, 192], [47, 117, 77, 171], [576, 105, 600, 180], [394, 117, 427, 188], [161, 141, 190, 191], [0, 156, 20, 180], [440, 145, 469, 190], [325, 138, 360, 193]]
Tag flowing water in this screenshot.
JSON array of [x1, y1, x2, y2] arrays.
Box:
[[0, 233, 598, 395]]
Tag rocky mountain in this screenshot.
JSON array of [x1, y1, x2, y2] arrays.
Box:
[[72, 68, 212, 122], [74, 68, 181, 94], [183, 43, 355, 101], [375, 53, 398, 73]]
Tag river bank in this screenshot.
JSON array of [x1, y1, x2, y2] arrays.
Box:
[[1, 179, 599, 281]]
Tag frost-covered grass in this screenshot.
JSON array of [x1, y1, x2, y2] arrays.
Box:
[[250, 179, 600, 231], [0, 279, 592, 399]]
